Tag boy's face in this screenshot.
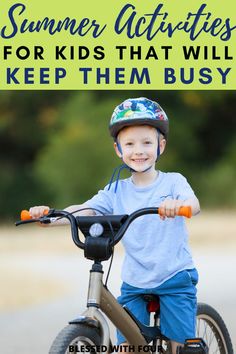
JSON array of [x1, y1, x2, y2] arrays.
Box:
[[114, 125, 166, 172]]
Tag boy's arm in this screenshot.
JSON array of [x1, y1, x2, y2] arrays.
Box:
[[29, 203, 95, 226], [64, 204, 96, 216], [159, 196, 200, 219], [51, 204, 96, 226]]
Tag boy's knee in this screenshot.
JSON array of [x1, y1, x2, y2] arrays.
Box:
[[117, 342, 129, 353]]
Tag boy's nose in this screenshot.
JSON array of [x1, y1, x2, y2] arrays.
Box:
[[134, 149, 143, 155], [133, 143, 144, 155]]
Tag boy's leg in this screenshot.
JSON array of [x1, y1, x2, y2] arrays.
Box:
[[117, 282, 149, 346], [171, 341, 184, 354], [156, 269, 198, 348], [117, 342, 130, 353]]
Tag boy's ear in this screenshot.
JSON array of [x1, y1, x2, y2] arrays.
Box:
[[114, 142, 122, 158], [159, 138, 166, 155]]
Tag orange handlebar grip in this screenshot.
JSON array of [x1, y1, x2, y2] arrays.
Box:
[[177, 206, 192, 218], [21, 210, 31, 221]]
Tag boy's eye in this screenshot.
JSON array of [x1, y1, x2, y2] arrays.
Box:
[[125, 142, 133, 146], [144, 141, 152, 144]]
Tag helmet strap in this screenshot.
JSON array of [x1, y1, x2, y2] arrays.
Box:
[[108, 164, 130, 193], [156, 131, 161, 161], [116, 141, 123, 155]]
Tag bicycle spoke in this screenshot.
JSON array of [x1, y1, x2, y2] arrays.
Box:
[[197, 318, 225, 354]]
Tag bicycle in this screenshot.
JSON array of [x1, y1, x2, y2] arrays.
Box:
[[16, 207, 234, 354]]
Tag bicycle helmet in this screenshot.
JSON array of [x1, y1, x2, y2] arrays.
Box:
[[109, 97, 169, 139]]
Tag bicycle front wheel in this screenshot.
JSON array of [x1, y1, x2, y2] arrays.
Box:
[[197, 303, 234, 354], [49, 324, 101, 354]]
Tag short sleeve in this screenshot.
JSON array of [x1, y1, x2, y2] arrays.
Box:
[[172, 173, 196, 200], [85, 185, 113, 214]]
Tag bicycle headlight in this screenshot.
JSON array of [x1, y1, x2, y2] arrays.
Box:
[[89, 223, 104, 237]]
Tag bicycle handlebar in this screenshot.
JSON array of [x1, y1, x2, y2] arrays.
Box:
[[19, 206, 192, 222], [16, 206, 192, 250]]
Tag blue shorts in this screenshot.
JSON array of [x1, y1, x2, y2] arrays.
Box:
[[117, 268, 198, 344]]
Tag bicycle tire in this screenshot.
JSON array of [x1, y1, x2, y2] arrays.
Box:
[[49, 324, 101, 354], [197, 303, 234, 354]]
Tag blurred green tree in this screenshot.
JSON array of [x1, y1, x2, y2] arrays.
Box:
[[0, 90, 236, 220], [0, 91, 72, 219]]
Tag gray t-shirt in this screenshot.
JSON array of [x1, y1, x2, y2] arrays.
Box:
[[86, 171, 196, 288]]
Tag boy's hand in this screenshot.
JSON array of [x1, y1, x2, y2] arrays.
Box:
[[29, 206, 50, 219], [159, 199, 184, 220]]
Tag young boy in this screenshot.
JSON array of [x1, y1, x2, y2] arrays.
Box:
[[30, 97, 200, 353]]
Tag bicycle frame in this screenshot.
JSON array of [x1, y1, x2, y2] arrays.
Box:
[[71, 262, 152, 354]]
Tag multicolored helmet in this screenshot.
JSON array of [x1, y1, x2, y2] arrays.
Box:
[[109, 97, 169, 139]]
